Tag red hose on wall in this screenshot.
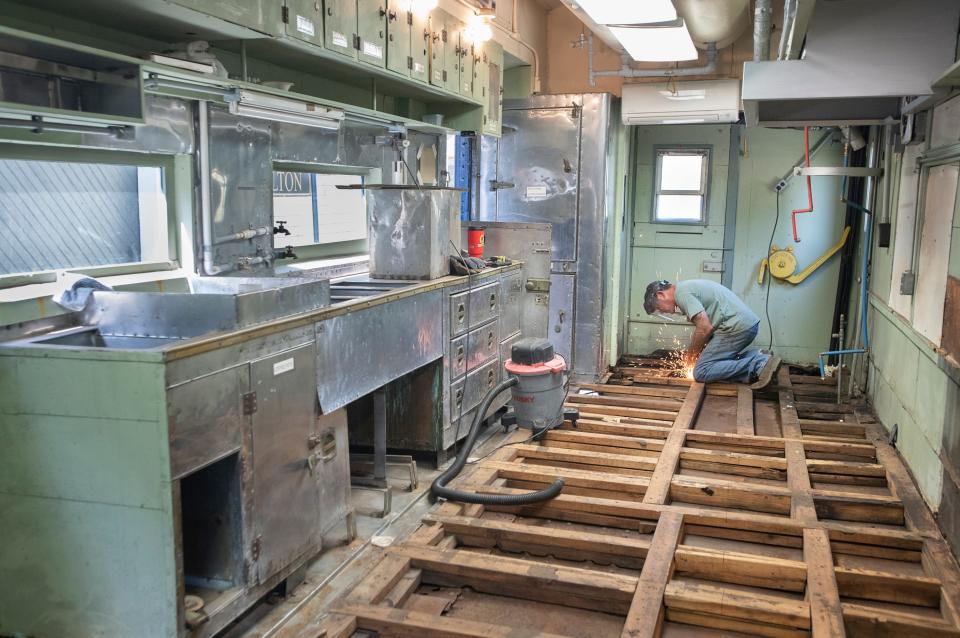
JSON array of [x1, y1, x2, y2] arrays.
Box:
[[791, 127, 813, 242]]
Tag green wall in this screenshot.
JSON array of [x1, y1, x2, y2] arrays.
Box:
[[625, 124, 846, 363]]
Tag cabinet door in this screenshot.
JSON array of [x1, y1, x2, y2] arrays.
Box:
[[357, 0, 387, 67], [483, 41, 503, 135], [285, 0, 324, 47], [444, 17, 462, 93], [471, 42, 487, 103], [250, 343, 321, 583], [323, 0, 358, 59], [385, 1, 411, 75], [410, 10, 430, 82], [458, 32, 474, 97], [428, 10, 446, 87], [171, 0, 284, 36]]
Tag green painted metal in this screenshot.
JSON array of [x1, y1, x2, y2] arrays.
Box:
[[457, 32, 474, 98], [384, 0, 411, 77], [284, 0, 325, 47], [357, 0, 387, 68], [323, 0, 358, 59], [428, 8, 446, 87], [471, 40, 487, 103], [443, 14, 462, 94], [171, 0, 285, 37], [409, 9, 431, 83]]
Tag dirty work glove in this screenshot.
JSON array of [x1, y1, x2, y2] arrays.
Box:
[[449, 254, 486, 275]]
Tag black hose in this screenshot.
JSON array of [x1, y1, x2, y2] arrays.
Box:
[[430, 376, 565, 505]]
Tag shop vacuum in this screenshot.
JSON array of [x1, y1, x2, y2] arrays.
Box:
[[430, 338, 579, 505]]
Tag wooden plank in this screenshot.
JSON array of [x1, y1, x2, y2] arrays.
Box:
[[669, 476, 792, 515], [567, 393, 682, 412], [484, 460, 649, 496], [346, 553, 412, 604], [738, 385, 756, 435], [804, 528, 847, 637], [673, 545, 807, 592], [665, 580, 810, 629], [514, 443, 658, 473], [621, 510, 684, 638], [643, 382, 705, 505], [334, 603, 578, 638], [565, 403, 679, 421], [812, 492, 905, 525], [543, 429, 665, 453], [665, 609, 809, 638], [391, 544, 637, 615], [577, 382, 688, 399], [562, 419, 672, 438], [842, 603, 960, 637], [834, 565, 942, 607]]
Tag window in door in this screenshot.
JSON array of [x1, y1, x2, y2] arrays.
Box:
[[654, 148, 709, 223]]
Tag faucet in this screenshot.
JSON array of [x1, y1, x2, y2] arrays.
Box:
[[273, 220, 291, 236]]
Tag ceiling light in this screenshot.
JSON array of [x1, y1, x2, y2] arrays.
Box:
[[230, 91, 344, 130], [464, 13, 493, 43], [574, 0, 676, 25], [409, 0, 438, 18], [610, 24, 697, 62]]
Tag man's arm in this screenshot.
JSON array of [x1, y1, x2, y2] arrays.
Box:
[[685, 311, 714, 367]]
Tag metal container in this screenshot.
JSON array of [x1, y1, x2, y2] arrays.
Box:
[[361, 185, 463, 280]]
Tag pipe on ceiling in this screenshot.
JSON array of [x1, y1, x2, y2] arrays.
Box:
[[588, 38, 717, 85], [753, 0, 773, 61], [674, 0, 750, 50]]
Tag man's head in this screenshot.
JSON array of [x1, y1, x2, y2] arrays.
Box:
[[643, 280, 676, 315]]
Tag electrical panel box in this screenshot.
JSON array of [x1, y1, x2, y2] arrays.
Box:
[[284, 0, 325, 47], [410, 9, 431, 83], [385, 0, 411, 76], [428, 9, 446, 87], [357, 0, 387, 67], [171, 0, 285, 36], [444, 16, 462, 93], [323, 0, 357, 59], [483, 40, 503, 136]]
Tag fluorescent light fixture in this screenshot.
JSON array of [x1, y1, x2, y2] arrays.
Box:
[[230, 90, 344, 130], [610, 23, 698, 62], [574, 0, 676, 25]]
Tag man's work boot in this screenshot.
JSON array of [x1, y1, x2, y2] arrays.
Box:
[[750, 355, 782, 390]]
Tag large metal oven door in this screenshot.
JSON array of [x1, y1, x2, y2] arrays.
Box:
[[249, 342, 321, 583], [488, 105, 582, 263], [549, 273, 575, 367]]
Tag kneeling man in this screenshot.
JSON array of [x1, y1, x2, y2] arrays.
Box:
[[644, 279, 781, 389]]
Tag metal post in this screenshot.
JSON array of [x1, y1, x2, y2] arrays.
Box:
[[373, 388, 387, 487]]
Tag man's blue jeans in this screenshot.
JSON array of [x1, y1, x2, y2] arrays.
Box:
[[693, 323, 769, 384]]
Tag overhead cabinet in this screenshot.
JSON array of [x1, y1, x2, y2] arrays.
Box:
[[483, 40, 503, 135], [357, 0, 387, 67], [171, 0, 285, 36], [444, 15, 463, 93], [323, 0, 358, 59], [385, 0, 411, 75], [410, 9, 431, 82], [284, 0, 325, 46], [429, 9, 447, 87], [456, 29, 474, 97]]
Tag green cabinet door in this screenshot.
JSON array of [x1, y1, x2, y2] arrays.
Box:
[[428, 10, 446, 87], [483, 40, 503, 136], [444, 16, 462, 93], [323, 0, 358, 59], [285, 0, 324, 46], [357, 0, 387, 67], [471, 41, 487, 103], [385, 1, 411, 75], [458, 33, 474, 97], [410, 10, 430, 83], [171, 0, 284, 36]]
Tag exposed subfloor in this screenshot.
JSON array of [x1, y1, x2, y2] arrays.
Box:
[[235, 360, 960, 637]]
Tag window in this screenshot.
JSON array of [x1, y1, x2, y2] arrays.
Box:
[[654, 148, 709, 223], [0, 157, 169, 276], [272, 172, 366, 250]]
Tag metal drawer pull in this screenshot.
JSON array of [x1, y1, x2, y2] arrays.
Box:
[[489, 293, 496, 310], [457, 302, 465, 321], [487, 331, 494, 348], [457, 345, 464, 363]]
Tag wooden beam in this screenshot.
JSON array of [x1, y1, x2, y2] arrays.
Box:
[[577, 382, 688, 399], [513, 443, 658, 473], [665, 579, 810, 629], [333, 603, 578, 638], [738, 385, 756, 435], [567, 393, 682, 412], [673, 545, 806, 592], [805, 528, 847, 637], [842, 603, 960, 637], [484, 460, 649, 497], [621, 510, 684, 638], [643, 382, 705, 505], [834, 565, 942, 607]]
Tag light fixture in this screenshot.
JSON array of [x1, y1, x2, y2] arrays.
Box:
[[229, 90, 344, 130], [574, 0, 676, 25], [464, 12, 493, 43], [409, 0, 438, 18], [610, 23, 698, 62]]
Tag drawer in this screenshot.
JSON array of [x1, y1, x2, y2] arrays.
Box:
[[449, 280, 499, 336], [449, 375, 466, 423], [464, 357, 500, 413], [499, 271, 522, 338], [449, 333, 467, 379], [466, 319, 499, 370], [499, 331, 522, 380]]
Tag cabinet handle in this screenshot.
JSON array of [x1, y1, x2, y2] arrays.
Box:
[[327, 6, 332, 15], [457, 302, 465, 321], [487, 331, 494, 348], [457, 345, 464, 363], [487, 369, 495, 387], [489, 293, 496, 310]]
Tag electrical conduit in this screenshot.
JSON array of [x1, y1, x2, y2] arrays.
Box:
[[791, 126, 814, 242]]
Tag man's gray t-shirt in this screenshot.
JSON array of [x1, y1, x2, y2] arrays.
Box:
[[674, 279, 759, 334]]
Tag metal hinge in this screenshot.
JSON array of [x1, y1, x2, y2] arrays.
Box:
[[242, 391, 258, 415], [442, 70, 447, 82], [353, 34, 361, 50], [407, 11, 413, 25], [488, 180, 514, 191], [442, 28, 448, 43], [251, 536, 262, 561], [407, 56, 413, 70], [281, 5, 289, 23]]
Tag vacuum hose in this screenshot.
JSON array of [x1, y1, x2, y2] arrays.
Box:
[[430, 376, 565, 505]]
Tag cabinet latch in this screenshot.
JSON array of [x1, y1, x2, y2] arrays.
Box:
[[525, 278, 551, 293], [242, 392, 258, 415], [251, 536, 262, 561]]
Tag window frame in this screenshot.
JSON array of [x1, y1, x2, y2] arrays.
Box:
[[0, 143, 184, 289], [271, 163, 380, 261], [652, 146, 711, 225]]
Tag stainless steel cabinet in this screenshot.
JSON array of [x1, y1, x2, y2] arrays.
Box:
[[323, 0, 357, 58], [357, 0, 387, 67], [285, 0, 325, 46]]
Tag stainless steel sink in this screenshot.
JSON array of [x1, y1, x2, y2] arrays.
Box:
[[30, 326, 181, 349]]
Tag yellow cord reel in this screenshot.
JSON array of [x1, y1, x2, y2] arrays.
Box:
[[758, 226, 851, 285]]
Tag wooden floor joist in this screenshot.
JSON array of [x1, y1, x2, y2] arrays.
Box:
[[319, 362, 960, 638]]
